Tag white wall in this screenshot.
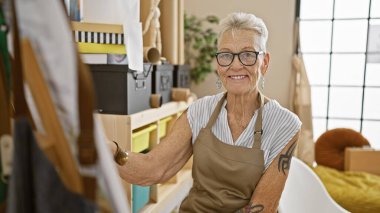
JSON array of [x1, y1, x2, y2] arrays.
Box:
[[185, 0, 296, 108]]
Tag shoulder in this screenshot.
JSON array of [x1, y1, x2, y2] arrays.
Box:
[[265, 100, 302, 131], [187, 92, 224, 126], [186, 92, 225, 142], [263, 100, 301, 162], [188, 92, 225, 113]]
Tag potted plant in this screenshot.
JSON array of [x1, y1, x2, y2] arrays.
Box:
[[184, 14, 219, 84]]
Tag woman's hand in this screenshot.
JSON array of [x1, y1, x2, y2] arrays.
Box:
[[236, 202, 265, 213]]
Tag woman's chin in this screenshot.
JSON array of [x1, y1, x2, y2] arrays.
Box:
[[222, 77, 257, 95], [225, 87, 251, 95]]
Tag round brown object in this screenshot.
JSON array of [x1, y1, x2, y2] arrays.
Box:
[[150, 94, 162, 108], [315, 128, 370, 171], [143, 47, 161, 63], [171, 88, 190, 102]]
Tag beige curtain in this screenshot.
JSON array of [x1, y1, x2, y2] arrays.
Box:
[[291, 18, 315, 165]]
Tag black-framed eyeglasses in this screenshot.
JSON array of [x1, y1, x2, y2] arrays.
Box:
[[215, 51, 265, 67]]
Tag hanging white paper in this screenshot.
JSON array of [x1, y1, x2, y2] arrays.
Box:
[[117, 0, 143, 72], [82, 0, 124, 24], [124, 21, 143, 72], [82, 0, 143, 72]]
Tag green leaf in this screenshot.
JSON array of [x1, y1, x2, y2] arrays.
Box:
[[185, 13, 219, 83], [206, 15, 219, 24]]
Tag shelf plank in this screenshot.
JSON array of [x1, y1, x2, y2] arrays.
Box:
[[128, 101, 189, 130], [141, 170, 193, 213]]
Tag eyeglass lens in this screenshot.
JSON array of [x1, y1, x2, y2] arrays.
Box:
[[216, 51, 258, 67]]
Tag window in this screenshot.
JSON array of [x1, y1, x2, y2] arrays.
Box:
[[299, 0, 380, 148]]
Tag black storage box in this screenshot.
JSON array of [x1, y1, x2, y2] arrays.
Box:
[[89, 64, 152, 115], [173, 64, 191, 88], [152, 64, 173, 104]]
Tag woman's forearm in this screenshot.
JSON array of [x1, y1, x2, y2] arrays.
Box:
[[119, 152, 164, 185], [109, 142, 164, 186], [108, 111, 193, 186], [239, 131, 300, 213], [158, 149, 192, 183]]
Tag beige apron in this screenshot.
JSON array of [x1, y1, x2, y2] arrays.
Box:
[[180, 92, 265, 213]]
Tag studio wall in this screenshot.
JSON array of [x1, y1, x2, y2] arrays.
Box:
[[185, 0, 296, 108]]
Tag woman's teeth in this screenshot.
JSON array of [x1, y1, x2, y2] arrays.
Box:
[[229, 75, 247, 80]]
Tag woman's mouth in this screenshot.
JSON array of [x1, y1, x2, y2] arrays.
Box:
[[228, 75, 248, 80]]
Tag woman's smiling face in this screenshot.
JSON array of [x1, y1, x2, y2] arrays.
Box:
[[216, 29, 269, 95]]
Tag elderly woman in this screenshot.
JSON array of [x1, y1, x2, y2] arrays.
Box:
[[111, 12, 301, 213]]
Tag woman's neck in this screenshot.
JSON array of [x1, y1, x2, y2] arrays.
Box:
[[226, 89, 259, 132], [225, 89, 260, 121]]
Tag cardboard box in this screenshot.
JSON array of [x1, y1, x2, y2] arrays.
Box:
[[344, 147, 380, 175]]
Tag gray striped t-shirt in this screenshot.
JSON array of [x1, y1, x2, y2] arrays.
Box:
[[187, 92, 302, 170]]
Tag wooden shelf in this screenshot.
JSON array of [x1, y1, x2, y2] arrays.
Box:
[[141, 170, 193, 213], [97, 98, 194, 212], [127, 101, 190, 130]]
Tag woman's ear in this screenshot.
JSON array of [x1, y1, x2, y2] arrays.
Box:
[[261, 52, 270, 76]]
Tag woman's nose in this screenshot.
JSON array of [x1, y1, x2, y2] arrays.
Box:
[[230, 55, 244, 69]]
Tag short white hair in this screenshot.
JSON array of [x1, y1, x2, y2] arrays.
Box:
[[218, 12, 268, 52]]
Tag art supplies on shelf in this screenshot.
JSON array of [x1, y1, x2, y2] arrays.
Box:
[[72, 22, 125, 45], [81, 53, 128, 64], [77, 43, 126, 54], [71, 21, 127, 54]]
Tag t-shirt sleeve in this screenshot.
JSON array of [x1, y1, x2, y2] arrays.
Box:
[[266, 110, 302, 165], [186, 101, 198, 144], [186, 94, 220, 144]]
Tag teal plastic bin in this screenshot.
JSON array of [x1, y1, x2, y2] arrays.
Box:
[[132, 185, 150, 213]]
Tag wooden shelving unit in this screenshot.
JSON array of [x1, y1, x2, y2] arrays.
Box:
[[98, 98, 194, 212], [141, 170, 192, 212]]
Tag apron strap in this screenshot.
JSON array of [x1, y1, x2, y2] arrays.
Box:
[[252, 92, 264, 149], [205, 92, 227, 129]]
